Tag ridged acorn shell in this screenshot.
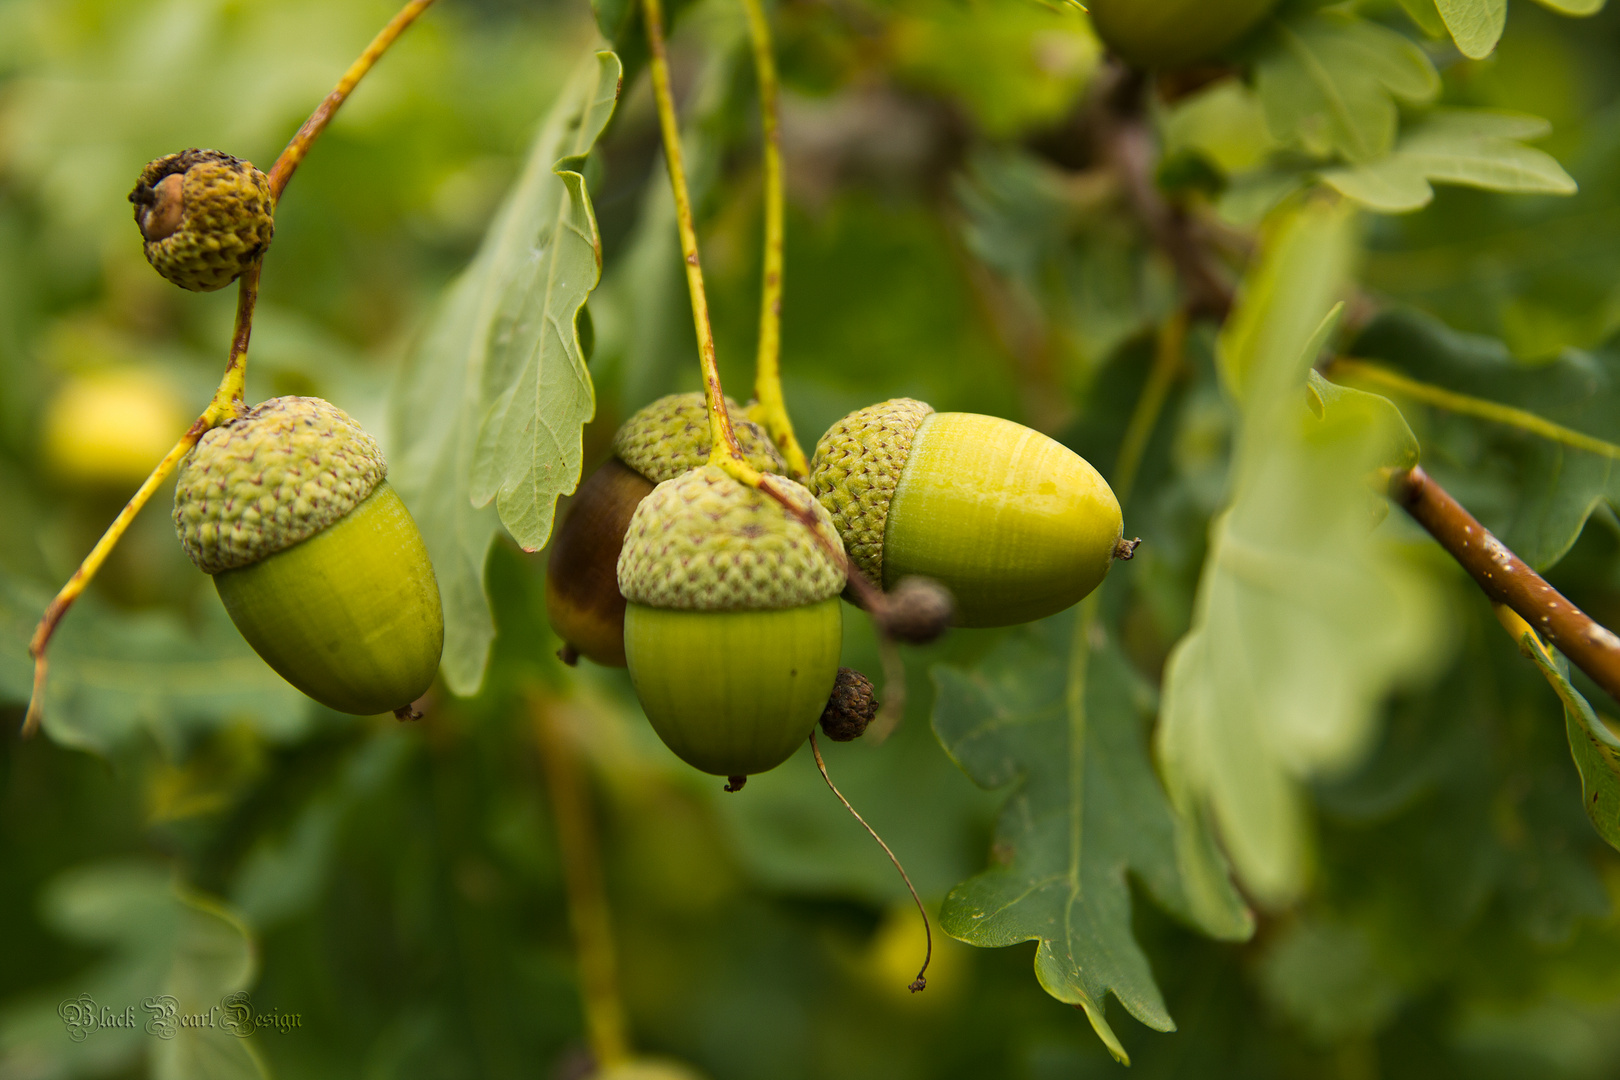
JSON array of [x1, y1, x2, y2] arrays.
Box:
[[806, 398, 934, 587], [130, 149, 274, 292], [617, 465, 845, 611], [173, 397, 386, 575], [612, 392, 786, 483]]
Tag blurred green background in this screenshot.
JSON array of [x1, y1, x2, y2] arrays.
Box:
[[4, 0, 1620, 1077]]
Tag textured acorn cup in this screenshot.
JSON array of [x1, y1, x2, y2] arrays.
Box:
[[130, 149, 274, 292], [1086, 0, 1282, 69], [174, 397, 444, 715], [617, 465, 846, 778], [546, 392, 787, 667], [810, 399, 1123, 628]]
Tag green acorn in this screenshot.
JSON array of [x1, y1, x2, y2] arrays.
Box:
[[130, 149, 275, 292], [174, 396, 443, 715], [617, 465, 845, 781], [546, 392, 786, 667], [809, 399, 1125, 628], [1087, 0, 1281, 70]]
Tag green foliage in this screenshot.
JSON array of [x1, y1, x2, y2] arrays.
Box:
[[1162, 199, 1448, 905], [391, 50, 621, 694], [1321, 110, 1576, 212], [0, 574, 307, 757], [0, 862, 264, 1079], [932, 607, 1251, 1065], [1254, 9, 1440, 165], [6, 0, 1620, 1075]]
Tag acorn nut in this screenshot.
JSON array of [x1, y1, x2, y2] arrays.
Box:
[[809, 399, 1123, 628], [1087, 0, 1282, 70], [546, 392, 787, 667], [173, 396, 444, 715], [130, 149, 274, 292], [617, 465, 845, 779]]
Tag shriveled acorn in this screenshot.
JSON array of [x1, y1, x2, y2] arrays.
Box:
[[130, 149, 274, 292], [546, 392, 786, 667], [1087, 0, 1281, 70], [617, 464, 846, 780], [810, 399, 1124, 628], [174, 396, 444, 715]]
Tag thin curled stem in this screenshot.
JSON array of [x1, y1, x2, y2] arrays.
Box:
[[738, 0, 808, 479], [641, 0, 751, 474], [809, 731, 932, 992], [22, 0, 436, 735]]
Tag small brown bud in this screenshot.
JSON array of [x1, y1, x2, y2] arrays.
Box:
[[819, 668, 878, 741], [876, 577, 955, 645]]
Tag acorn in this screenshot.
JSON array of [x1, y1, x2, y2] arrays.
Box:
[[809, 399, 1124, 628], [546, 392, 787, 667], [617, 464, 846, 781], [130, 149, 274, 292], [1087, 0, 1281, 70], [173, 396, 443, 715]]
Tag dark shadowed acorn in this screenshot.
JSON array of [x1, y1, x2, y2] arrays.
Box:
[[546, 392, 786, 666], [810, 399, 1125, 628], [617, 465, 845, 780], [130, 149, 275, 292], [174, 396, 443, 715]]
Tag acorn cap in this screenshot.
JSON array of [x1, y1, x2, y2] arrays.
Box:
[[617, 465, 846, 611], [613, 392, 786, 483], [174, 396, 387, 575], [130, 149, 274, 292], [807, 398, 934, 587]]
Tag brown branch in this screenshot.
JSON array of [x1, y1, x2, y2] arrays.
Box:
[[1092, 63, 1233, 320], [1389, 466, 1620, 706]]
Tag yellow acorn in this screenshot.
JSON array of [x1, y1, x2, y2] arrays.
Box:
[[809, 399, 1125, 628], [129, 149, 275, 292], [173, 397, 442, 715]]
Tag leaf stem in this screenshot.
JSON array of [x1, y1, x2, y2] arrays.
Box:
[[1329, 357, 1620, 460], [641, 0, 751, 475], [22, 0, 434, 734], [809, 730, 932, 992], [1112, 309, 1186, 505], [1389, 465, 1620, 707], [266, 0, 441, 201], [738, 0, 808, 479], [530, 693, 633, 1069]]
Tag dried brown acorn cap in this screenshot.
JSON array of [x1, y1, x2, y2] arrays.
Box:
[[173, 396, 386, 574], [617, 465, 845, 611], [806, 397, 934, 587], [130, 149, 274, 292], [612, 392, 786, 483]]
